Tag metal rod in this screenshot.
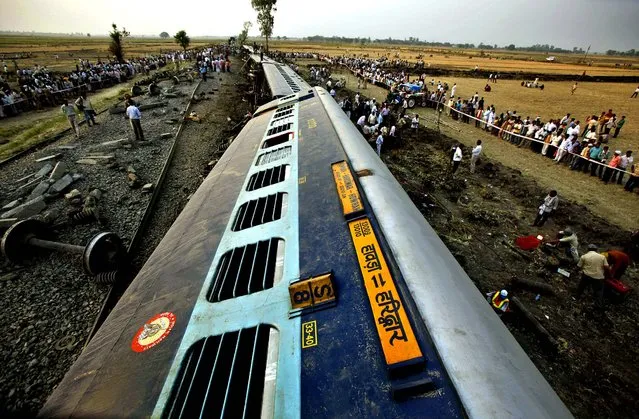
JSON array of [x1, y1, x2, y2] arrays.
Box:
[[28, 238, 84, 253]]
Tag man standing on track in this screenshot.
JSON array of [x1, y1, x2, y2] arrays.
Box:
[[61, 101, 79, 138], [571, 82, 578, 95], [631, 86, 638, 98], [126, 100, 144, 143]]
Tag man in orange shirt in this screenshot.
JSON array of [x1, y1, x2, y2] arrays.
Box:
[[602, 150, 622, 183]]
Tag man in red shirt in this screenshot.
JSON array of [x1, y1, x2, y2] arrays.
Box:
[[604, 250, 630, 280]]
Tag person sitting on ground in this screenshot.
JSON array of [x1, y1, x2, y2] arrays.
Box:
[[549, 228, 580, 262], [486, 290, 510, 315], [484, 83, 491, 92], [575, 244, 609, 307], [533, 190, 559, 227], [411, 114, 419, 131]]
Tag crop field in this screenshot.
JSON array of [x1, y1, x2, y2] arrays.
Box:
[[271, 40, 639, 76], [0, 35, 214, 72]]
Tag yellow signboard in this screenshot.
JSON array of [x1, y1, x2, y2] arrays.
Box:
[[331, 161, 364, 218], [302, 321, 318, 348], [289, 273, 336, 310], [348, 217, 423, 367]]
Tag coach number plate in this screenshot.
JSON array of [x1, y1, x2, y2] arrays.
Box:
[[289, 273, 336, 311], [332, 161, 364, 218], [348, 217, 423, 367]]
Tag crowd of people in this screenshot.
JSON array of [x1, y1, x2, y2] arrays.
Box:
[[303, 52, 638, 193], [0, 50, 201, 118], [195, 46, 232, 81]]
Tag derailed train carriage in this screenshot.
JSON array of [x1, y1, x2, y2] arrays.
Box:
[[40, 54, 573, 418]]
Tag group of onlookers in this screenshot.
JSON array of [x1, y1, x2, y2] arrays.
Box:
[[289, 51, 638, 193], [0, 50, 202, 117]]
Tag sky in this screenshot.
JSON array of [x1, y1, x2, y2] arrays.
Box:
[[1, 0, 638, 52]]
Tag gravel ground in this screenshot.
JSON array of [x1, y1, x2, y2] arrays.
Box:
[[131, 61, 251, 270], [0, 74, 202, 415]]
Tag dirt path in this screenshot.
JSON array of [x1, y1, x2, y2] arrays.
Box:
[[330, 67, 639, 231]]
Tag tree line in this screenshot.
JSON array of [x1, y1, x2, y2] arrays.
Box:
[[605, 49, 639, 56], [301, 36, 592, 54]]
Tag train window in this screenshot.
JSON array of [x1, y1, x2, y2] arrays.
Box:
[[256, 146, 292, 166], [246, 165, 290, 191], [278, 94, 296, 102], [271, 110, 292, 123], [163, 325, 279, 419], [262, 130, 292, 148], [207, 238, 284, 302], [231, 193, 287, 231]]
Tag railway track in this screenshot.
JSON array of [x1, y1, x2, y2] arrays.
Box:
[[84, 78, 203, 345], [0, 72, 205, 415]]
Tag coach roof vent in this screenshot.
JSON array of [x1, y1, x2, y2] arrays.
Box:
[[247, 165, 290, 192], [231, 193, 287, 232], [163, 325, 278, 418], [206, 238, 284, 302], [262, 131, 292, 148], [256, 146, 292, 166]]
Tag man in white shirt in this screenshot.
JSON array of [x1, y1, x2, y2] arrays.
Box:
[[470, 140, 482, 173], [357, 115, 366, 128], [613, 150, 634, 185], [126, 101, 144, 142], [575, 244, 609, 306], [376, 133, 384, 157], [450, 83, 456, 98], [451, 144, 463, 174], [61, 101, 79, 138]]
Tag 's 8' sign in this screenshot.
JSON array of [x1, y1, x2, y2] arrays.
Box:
[[289, 274, 336, 310]]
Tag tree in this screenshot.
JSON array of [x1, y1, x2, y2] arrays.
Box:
[[109, 23, 130, 63], [506, 44, 516, 50], [251, 0, 277, 52], [174, 30, 190, 51], [238, 21, 252, 47], [87, 33, 91, 37], [160, 32, 169, 39]]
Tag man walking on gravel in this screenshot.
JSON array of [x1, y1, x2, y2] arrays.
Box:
[[75, 94, 96, 126], [126, 100, 144, 143], [61, 101, 79, 138]]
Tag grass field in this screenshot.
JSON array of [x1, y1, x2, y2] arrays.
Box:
[[0, 35, 213, 72], [271, 41, 639, 76]]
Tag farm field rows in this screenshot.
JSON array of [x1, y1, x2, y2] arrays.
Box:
[[272, 41, 639, 76]]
